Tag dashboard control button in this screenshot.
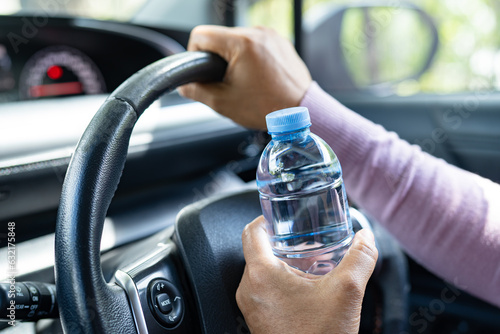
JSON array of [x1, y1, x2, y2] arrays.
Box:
[[156, 293, 173, 314], [0, 282, 57, 320], [148, 279, 184, 328]]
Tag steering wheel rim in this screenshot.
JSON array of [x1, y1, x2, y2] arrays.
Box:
[[55, 51, 227, 333]]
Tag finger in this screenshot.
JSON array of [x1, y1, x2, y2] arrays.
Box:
[[327, 229, 378, 286], [241, 216, 279, 267], [177, 82, 225, 106], [187, 25, 237, 61]]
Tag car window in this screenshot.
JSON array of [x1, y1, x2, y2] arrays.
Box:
[[0, 0, 220, 29], [242, 0, 500, 96], [0, 0, 147, 21]]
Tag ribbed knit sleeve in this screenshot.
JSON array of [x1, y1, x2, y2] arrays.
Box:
[[301, 82, 500, 307]]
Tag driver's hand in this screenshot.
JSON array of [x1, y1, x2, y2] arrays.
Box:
[[236, 216, 378, 334], [178, 25, 312, 130]]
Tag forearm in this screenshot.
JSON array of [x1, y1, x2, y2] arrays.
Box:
[[301, 82, 500, 307]]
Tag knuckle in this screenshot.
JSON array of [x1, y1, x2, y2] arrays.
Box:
[[241, 223, 252, 240], [261, 26, 277, 36], [191, 25, 208, 36], [239, 34, 255, 48], [337, 272, 365, 297], [238, 33, 261, 54], [355, 238, 379, 263], [255, 25, 271, 33], [247, 265, 266, 285], [241, 218, 261, 241], [245, 265, 275, 294], [235, 286, 245, 307]]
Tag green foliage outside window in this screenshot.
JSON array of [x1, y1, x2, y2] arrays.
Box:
[[248, 0, 500, 95]]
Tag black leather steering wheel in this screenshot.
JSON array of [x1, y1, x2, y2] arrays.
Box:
[[55, 51, 409, 333], [55, 52, 226, 333]]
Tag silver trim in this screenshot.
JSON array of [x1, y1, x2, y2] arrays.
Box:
[[113, 236, 173, 334], [115, 270, 149, 334], [120, 240, 172, 275]]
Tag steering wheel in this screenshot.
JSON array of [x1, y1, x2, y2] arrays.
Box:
[[55, 51, 409, 333]]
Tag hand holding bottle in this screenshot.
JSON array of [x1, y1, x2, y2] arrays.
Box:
[[236, 216, 378, 334]]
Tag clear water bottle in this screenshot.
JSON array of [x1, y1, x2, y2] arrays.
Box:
[[257, 107, 354, 275]]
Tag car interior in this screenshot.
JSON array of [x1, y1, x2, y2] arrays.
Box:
[[0, 0, 499, 333]]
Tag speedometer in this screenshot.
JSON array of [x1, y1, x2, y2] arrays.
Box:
[[19, 46, 106, 100]]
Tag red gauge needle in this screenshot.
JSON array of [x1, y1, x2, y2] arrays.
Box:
[[30, 81, 83, 98]]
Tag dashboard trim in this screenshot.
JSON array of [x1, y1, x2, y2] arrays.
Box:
[[0, 100, 246, 175], [115, 270, 149, 334], [73, 18, 185, 56]]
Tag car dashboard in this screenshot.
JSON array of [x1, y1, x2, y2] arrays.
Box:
[[0, 14, 499, 334], [0, 15, 260, 283], [0, 15, 187, 102]]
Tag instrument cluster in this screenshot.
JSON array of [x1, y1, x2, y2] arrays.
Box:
[[0, 15, 185, 103]]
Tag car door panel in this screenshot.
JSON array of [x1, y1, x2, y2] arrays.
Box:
[[336, 94, 500, 183]]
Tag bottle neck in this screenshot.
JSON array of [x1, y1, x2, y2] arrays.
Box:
[[270, 127, 310, 141]]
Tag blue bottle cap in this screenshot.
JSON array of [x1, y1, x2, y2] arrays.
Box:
[[265, 107, 312, 134]]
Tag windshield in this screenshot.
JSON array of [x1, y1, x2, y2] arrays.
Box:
[[1, 0, 148, 21], [3, 0, 500, 94], [1, 0, 221, 30]]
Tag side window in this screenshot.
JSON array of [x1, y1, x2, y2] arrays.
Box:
[[240, 0, 500, 96]]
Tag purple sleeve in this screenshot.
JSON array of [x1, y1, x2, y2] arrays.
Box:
[[301, 82, 500, 307]]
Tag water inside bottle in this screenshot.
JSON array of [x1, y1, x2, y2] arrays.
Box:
[[257, 121, 354, 274], [260, 181, 353, 274]]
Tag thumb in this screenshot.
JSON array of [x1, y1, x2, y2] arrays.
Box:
[[241, 216, 281, 267], [326, 229, 378, 293]]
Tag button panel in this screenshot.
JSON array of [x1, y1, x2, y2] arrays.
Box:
[[156, 293, 173, 314], [148, 279, 184, 328]]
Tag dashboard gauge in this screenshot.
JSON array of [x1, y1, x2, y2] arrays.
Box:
[[19, 46, 106, 100]]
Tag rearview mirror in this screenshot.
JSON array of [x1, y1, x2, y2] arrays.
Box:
[[302, 2, 438, 95]]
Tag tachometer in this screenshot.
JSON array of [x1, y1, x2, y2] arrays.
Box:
[[19, 46, 106, 99]]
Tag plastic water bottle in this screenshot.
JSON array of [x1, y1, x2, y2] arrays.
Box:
[[257, 107, 354, 275]]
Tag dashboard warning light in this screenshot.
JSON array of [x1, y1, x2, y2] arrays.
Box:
[[47, 65, 63, 80]]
